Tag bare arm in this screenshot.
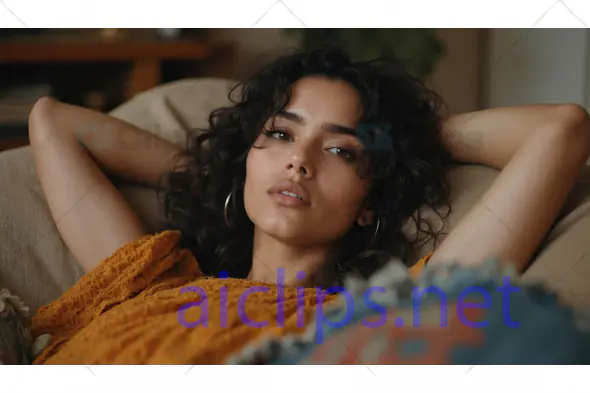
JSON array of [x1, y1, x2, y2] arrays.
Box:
[[28, 97, 185, 273], [432, 103, 590, 271]]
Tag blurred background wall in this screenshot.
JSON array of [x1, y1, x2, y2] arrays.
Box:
[[213, 28, 484, 114], [483, 29, 590, 109], [1, 28, 588, 152], [213, 28, 590, 113]]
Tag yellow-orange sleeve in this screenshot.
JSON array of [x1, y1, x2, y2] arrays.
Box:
[[408, 252, 433, 279]]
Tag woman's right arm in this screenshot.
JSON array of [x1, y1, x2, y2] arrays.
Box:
[[28, 97, 185, 273]]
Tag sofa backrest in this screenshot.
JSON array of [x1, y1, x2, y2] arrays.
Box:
[[2, 77, 590, 312]]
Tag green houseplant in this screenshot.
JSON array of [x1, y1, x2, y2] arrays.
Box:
[[283, 28, 445, 79]]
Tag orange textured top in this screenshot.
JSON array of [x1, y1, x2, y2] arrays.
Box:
[[31, 230, 431, 365]]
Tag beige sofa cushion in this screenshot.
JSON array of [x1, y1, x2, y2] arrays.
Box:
[[1, 77, 589, 312], [522, 170, 590, 307]]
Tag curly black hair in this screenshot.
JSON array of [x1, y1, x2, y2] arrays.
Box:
[[160, 46, 453, 285]]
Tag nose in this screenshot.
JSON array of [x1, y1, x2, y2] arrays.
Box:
[[285, 143, 314, 178]]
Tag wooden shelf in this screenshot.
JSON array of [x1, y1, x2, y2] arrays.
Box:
[[0, 32, 235, 153], [0, 35, 233, 100], [0, 37, 217, 63], [0, 136, 29, 151]]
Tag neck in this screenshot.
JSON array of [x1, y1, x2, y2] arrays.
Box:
[[248, 229, 329, 287]]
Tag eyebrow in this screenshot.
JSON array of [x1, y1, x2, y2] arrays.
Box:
[[276, 110, 357, 136]]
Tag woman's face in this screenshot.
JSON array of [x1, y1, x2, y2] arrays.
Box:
[[243, 76, 373, 248]]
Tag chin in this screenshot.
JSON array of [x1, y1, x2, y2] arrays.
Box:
[[255, 215, 313, 245], [263, 218, 304, 238]]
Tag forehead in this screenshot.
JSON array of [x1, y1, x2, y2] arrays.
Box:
[[282, 76, 363, 125]]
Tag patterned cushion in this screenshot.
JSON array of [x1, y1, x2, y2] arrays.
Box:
[[227, 259, 590, 365]]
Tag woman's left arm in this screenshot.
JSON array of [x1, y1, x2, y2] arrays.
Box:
[[430, 103, 590, 271]]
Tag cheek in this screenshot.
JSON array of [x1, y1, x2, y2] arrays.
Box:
[[245, 148, 274, 184], [244, 149, 271, 215], [319, 171, 370, 217], [244, 150, 259, 195]]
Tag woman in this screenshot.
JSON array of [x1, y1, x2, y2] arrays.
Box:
[[27, 47, 590, 364]]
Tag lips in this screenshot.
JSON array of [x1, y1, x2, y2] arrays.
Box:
[[268, 180, 311, 206]]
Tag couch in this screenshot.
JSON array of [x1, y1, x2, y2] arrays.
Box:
[[1, 77, 590, 313]]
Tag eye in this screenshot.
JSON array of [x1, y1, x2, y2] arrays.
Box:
[[326, 147, 357, 161], [263, 129, 293, 142]]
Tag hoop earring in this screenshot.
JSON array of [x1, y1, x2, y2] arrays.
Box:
[[368, 216, 381, 247], [224, 192, 232, 228]]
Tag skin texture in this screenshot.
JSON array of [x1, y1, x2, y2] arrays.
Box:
[[433, 104, 590, 270], [28, 77, 590, 284], [244, 77, 372, 284]]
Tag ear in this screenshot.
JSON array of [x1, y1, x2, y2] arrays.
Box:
[[356, 209, 374, 227]]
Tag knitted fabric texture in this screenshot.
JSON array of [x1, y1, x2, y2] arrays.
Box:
[[31, 230, 430, 364]]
